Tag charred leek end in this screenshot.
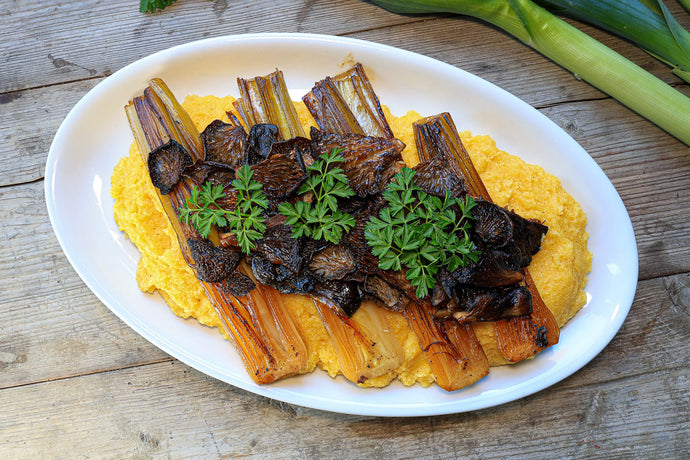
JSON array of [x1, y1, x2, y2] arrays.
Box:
[[211, 270, 308, 384], [304, 63, 395, 138], [147, 78, 204, 159], [534, 0, 690, 84], [125, 93, 202, 264], [494, 269, 559, 361], [126, 80, 309, 384], [413, 111, 560, 361], [370, 0, 690, 146], [405, 301, 488, 391], [312, 299, 403, 385], [413, 112, 489, 200], [234, 69, 306, 140], [440, 319, 490, 384]]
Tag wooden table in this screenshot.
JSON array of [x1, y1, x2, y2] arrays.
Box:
[[2, 1, 689, 457]]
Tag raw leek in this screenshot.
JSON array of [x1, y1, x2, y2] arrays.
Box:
[[535, 0, 690, 83], [370, 0, 690, 145]]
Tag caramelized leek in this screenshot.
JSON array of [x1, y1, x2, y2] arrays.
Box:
[[413, 112, 560, 360], [313, 299, 403, 384], [125, 79, 308, 384], [305, 65, 484, 388], [235, 67, 405, 384], [494, 269, 560, 361], [440, 318, 490, 384], [125, 92, 201, 264], [304, 63, 395, 138], [404, 301, 488, 391], [414, 112, 489, 200], [234, 69, 306, 140]]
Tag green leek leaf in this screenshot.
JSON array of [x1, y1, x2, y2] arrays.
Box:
[[535, 0, 690, 83], [370, 0, 690, 145]]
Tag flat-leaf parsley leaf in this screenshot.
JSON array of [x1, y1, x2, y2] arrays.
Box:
[[278, 148, 356, 244], [364, 167, 479, 298], [140, 0, 177, 13], [179, 164, 268, 254]]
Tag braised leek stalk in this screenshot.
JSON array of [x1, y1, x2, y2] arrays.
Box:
[[304, 65, 486, 388], [414, 113, 489, 201], [125, 84, 202, 265], [126, 79, 309, 384], [413, 112, 560, 361], [404, 301, 488, 391], [304, 63, 395, 138], [313, 299, 403, 384], [494, 269, 559, 361], [234, 70, 306, 140], [370, 0, 690, 146], [235, 68, 406, 384], [535, 0, 690, 83]]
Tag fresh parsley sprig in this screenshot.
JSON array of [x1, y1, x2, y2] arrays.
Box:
[[179, 164, 268, 254], [365, 167, 480, 299], [278, 149, 356, 244], [139, 0, 177, 13]]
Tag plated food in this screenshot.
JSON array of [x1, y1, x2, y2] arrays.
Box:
[[111, 63, 592, 392]]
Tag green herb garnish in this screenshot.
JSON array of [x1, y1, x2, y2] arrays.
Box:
[[364, 167, 479, 299], [278, 149, 356, 244], [179, 164, 268, 254], [139, 0, 177, 13]]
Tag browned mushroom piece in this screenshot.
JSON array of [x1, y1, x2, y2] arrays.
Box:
[[187, 237, 244, 283], [201, 119, 248, 169], [147, 140, 193, 194]]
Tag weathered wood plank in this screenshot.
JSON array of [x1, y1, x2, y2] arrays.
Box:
[[0, 79, 100, 187], [0, 357, 686, 458], [541, 98, 690, 279], [0, 0, 414, 93], [3, 0, 688, 96], [0, 181, 170, 389]]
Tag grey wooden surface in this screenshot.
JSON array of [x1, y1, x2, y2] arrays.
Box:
[[1, 0, 688, 458]]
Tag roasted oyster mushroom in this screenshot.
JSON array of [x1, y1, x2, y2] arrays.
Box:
[[201, 119, 248, 169], [436, 284, 533, 323], [250, 153, 307, 200], [220, 271, 256, 297], [310, 128, 404, 197], [313, 280, 362, 317], [147, 139, 193, 195], [187, 237, 243, 283], [246, 123, 280, 165]]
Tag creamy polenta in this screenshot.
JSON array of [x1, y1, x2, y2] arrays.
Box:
[[111, 94, 591, 387]]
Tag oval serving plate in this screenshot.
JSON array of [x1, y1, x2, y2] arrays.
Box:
[[45, 33, 637, 417]]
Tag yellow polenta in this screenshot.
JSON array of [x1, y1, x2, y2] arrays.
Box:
[[111, 95, 591, 387]]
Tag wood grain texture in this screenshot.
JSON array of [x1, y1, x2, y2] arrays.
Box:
[[1, 0, 689, 457], [0, 0, 412, 93], [0, 349, 686, 458]]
